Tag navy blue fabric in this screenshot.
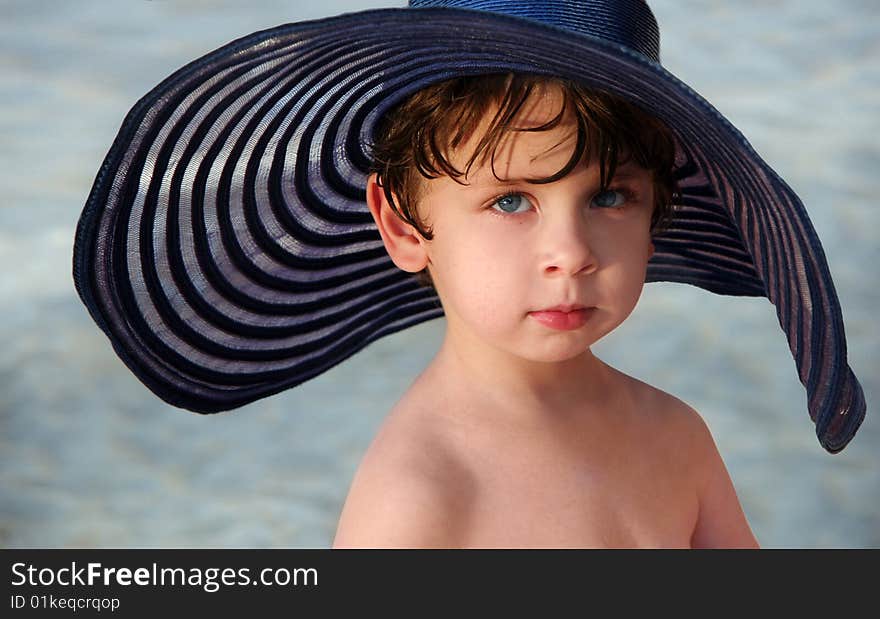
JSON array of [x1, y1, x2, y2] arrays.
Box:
[[410, 0, 661, 61], [73, 0, 866, 453]]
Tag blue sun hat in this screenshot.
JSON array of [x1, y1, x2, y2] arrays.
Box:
[[73, 0, 865, 453]]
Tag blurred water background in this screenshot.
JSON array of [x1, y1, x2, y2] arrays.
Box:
[[1, 0, 877, 548]]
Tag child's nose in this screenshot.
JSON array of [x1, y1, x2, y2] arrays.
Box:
[[538, 214, 598, 278]]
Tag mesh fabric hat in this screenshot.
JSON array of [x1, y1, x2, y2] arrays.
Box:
[[73, 0, 866, 453]]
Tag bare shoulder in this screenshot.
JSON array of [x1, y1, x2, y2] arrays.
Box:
[[642, 389, 717, 474], [615, 372, 759, 548], [612, 369, 711, 447], [646, 381, 759, 548], [332, 399, 470, 549]]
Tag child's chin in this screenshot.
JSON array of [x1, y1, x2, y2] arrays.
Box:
[[516, 340, 596, 364]]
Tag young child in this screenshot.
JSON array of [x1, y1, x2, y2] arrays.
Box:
[[334, 74, 759, 547], [73, 0, 865, 548]]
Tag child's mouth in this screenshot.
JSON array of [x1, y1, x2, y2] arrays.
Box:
[[528, 307, 594, 330]]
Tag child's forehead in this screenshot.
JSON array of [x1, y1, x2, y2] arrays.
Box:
[[509, 84, 567, 126], [453, 100, 578, 180], [472, 130, 576, 183], [457, 86, 575, 180]]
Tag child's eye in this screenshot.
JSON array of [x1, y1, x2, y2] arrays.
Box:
[[491, 193, 532, 214], [591, 189, 630, 209]]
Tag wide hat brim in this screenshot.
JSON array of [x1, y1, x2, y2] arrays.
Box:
[[73, 7, 865, 452]]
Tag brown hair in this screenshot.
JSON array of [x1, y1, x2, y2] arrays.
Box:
[[368, 73, 679, 287]]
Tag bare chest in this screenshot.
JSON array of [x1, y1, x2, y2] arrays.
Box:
[[453, 443, 699, 548]]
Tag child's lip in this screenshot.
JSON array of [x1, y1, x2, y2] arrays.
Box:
[[528, 306, 594, 330], [534, 303, 589, 313]]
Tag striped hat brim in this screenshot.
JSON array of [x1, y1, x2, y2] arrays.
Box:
[[72, 7, 865, 453]]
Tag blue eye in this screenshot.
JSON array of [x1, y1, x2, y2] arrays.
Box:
[[592, 189, 627, 208], [492, 194, 531, 214]]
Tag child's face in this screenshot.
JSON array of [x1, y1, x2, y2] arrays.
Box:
[[415, 87, 656, 364]]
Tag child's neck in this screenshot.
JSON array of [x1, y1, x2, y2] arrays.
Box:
[[428, 325, 615, 425]]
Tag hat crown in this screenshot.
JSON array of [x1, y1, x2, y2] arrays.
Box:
[[409, 0, 660, 62]]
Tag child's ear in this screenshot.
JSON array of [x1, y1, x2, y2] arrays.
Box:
[[365, 173, 429, 273]]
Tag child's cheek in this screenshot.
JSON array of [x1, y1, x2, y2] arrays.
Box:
[[444, 221, 527, 320], [602, 249, 651, 318], [468, 225, 528, 306]]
